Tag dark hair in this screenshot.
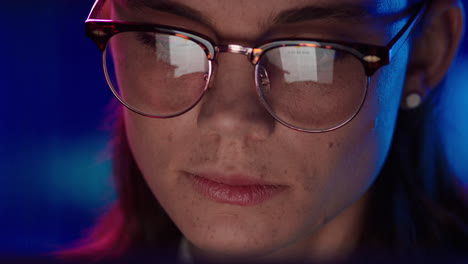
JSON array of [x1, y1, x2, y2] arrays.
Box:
[[360, 81, 468, 254], [59, 0, 467, 261], [57, 107, 182, 262]]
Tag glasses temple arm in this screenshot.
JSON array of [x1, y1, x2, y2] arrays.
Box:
[[386, 3, 428, 62], [87, 0, 107, 20]]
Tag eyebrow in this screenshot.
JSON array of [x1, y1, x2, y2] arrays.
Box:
[[126, 0, 379, 26], [124, 0, 212, 26], [274, 5, 370, 24]]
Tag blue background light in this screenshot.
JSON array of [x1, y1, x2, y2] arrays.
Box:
[[0, 0, 467, 255]]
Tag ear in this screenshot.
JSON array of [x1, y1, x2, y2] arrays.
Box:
[[402, 0, 464, 109]]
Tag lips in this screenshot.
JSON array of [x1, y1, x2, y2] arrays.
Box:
[[186, 172, 287, 206]]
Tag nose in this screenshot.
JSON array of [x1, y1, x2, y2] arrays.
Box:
[[196, 52, 276, 141]]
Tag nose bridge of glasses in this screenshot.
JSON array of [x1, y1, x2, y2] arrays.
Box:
[[215, 45, 254, 63]]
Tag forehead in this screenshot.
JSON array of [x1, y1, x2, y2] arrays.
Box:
[[116, 0, 412, 40], [122, 0, 412, 18]]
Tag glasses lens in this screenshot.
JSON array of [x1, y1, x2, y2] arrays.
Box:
[[104, 31, 210, 117], [256, 45, 368, 131]]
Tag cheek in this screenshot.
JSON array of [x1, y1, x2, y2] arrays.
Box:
[[294, 50, 409, 221], [125, 113, 169, 169], [123, 111, 184, 198]]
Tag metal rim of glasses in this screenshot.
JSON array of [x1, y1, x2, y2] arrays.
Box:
[[102, 44, 214, 119], [253, 64, 370, 133]]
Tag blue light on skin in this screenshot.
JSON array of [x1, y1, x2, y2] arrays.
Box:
[[375, 0, 408, 15]]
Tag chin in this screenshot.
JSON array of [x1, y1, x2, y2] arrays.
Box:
[[190, 238, 277, 261], [185, 223, 284, 260]]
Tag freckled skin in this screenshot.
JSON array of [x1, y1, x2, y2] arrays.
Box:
[[116, 0, 411, 261]]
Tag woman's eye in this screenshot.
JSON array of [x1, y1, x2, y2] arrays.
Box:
[[316, 49, 334, 64], [136, 32, 172, 62], [137, 32, 156, 47], [136, 32, 171, 51], [317, 48, 352, 66]]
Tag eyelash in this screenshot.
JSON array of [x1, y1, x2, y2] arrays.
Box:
[[136, 32, 172, 55], [137, 32, 156, 47]]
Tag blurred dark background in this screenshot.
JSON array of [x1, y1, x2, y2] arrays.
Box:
[[0, 0, 467, 256]]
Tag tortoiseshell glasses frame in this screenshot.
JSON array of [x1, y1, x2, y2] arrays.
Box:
[[85, 0, 427, 133]]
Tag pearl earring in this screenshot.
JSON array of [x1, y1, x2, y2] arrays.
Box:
[[405, 93, 422, 109]]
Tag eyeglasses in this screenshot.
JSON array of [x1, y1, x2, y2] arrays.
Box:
[[85, 0, 427, 133]]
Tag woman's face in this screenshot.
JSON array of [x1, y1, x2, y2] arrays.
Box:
[[115, 0, 411, 261]]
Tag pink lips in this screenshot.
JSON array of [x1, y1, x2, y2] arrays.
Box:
[[187, 173, 287, 206]]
